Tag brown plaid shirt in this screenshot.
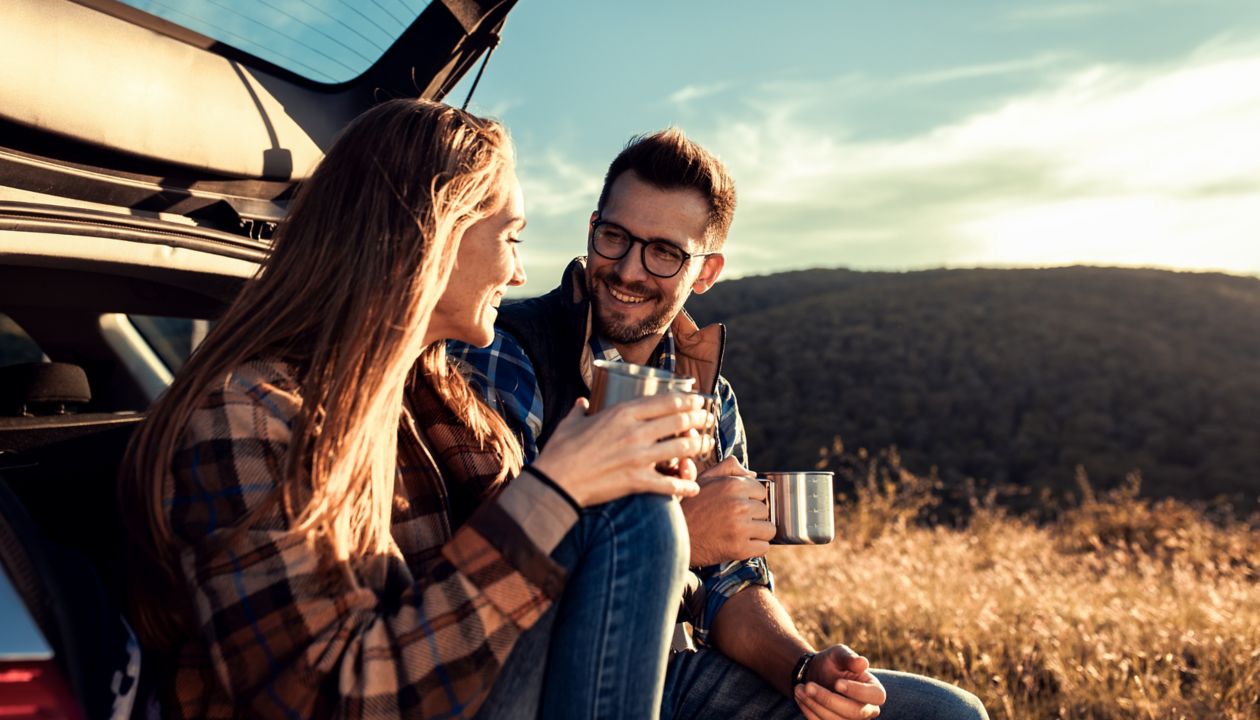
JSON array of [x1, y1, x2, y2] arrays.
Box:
[[158, 359, 576, 719]]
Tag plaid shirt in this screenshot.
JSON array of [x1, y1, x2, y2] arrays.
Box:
[[158, 359, 577, 719], [451, 329, 773, 646]]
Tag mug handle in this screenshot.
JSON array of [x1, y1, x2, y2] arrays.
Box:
[[759, 477, 778, 544]]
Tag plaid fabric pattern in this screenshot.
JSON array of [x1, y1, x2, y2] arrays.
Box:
[[159, 359, 565, 719], [451, 329, 771, 646], [448, 332, 545, 463]]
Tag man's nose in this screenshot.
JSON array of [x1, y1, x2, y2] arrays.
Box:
[[614, 242, 650, 281]]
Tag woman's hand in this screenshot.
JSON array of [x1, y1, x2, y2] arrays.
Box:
[[531, 394, 714, 507]]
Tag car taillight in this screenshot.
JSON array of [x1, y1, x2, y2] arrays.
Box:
[[0, 660, 83, 720]]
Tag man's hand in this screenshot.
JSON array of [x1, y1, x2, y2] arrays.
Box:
[[679, 457, 776, 566], [794, 645, 886, 720]]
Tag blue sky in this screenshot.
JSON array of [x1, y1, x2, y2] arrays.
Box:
[[443, 1, 1260, 293]]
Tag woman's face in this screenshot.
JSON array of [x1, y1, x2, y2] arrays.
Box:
[[428, 172, 527, 347]]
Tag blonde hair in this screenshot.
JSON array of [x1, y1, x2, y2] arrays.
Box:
[[120, 99, 523, 645]]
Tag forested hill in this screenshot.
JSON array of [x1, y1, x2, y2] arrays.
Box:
[[685, 266, 1260, 507]]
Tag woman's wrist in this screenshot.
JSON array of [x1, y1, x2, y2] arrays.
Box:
[[522, 464, 581, 513]]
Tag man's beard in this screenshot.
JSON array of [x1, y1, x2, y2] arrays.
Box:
[[589, 269, 677, 345]]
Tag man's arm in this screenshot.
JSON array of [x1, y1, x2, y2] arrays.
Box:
[[709, 585, 810, 696], [447, 331, 545, 461], [700, 377, 886, 717], [709, 587, 886, 717]]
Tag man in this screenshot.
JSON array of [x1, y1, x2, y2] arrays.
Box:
[[451, 129, 987, 720]]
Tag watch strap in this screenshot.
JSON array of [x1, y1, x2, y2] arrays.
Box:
[[791, 651, 816, 686]]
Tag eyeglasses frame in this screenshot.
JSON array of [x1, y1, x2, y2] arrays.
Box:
[[588, 215, 719, 279]]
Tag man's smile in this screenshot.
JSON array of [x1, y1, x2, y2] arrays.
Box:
[[608, 286, 649, 305]]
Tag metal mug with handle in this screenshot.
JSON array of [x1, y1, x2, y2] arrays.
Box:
[[758, 471, 835, 544]]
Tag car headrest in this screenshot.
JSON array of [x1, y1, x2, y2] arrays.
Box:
[[0, 363, 91, 416]]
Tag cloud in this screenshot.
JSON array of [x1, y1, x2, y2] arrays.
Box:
[[517, 150, 603, 219], [1004, 3, 1114, 25], [669, 82, 731, 108], [897, 53, 1075, 87], [505, 38, 1260, 292], [507, 151, 602, 293], [704, 38, 1260, 278]]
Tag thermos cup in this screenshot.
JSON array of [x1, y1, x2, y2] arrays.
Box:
[[588, 359, 695, 412]]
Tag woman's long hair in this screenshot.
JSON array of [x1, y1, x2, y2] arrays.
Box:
[[120, 99, 523, 646]]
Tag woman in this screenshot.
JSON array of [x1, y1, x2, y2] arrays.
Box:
[[120, 99, 712, 719]]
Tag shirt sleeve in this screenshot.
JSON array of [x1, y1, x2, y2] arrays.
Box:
[[165, 371, 574, 720], [715, 375, 748, 468], [688, 558, 776, 647], [687, 374, 773, 647], [448, 332, 545, 463]]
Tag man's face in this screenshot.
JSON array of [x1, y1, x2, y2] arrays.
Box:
[[586, 170, 724, 346]]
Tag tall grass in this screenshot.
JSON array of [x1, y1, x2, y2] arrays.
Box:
[[770, 441, 1260, 719]]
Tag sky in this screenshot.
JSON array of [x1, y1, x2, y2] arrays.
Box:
[[441, 0, 1260, 294]]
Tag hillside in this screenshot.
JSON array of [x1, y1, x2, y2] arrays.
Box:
[[686, 266, 1260, 508]]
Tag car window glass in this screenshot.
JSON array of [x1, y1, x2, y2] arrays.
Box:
[[0, 314, 44, 368], [119, 0, 433, 84], [127, 315, 211, 374]]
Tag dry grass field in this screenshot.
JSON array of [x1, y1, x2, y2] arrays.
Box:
[[770, 450, 1260, 719]]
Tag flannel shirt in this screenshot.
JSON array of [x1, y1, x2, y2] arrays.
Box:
[[450, 329, 773, 646], [158, 359, 577, 719]]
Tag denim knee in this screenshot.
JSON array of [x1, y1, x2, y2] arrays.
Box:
[[591, 493, 689, 583], [870, 670, 991, 720]]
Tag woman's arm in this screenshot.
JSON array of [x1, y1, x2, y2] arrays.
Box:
[[165, 367, 574, 720]]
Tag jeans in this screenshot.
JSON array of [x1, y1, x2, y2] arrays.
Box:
[[662, 648, 989, 720], [475, 493, 689, 720]]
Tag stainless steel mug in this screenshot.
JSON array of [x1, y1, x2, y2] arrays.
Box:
[[760, 471, 835, 544], [588, 359, 695, 413]]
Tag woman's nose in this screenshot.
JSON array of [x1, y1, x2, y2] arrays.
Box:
[[508, 248, 527, 287]]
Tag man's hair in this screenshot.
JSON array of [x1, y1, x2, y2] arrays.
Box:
[[597, 127, 736, 249]]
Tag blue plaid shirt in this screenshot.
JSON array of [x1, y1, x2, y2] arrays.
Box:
[[450, 328, 773, 645]]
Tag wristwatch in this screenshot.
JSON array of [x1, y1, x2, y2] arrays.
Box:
[[791, 651, 816, 686]]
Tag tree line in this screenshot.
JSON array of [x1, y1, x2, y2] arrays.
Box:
[[686, 266, 1260, 511]]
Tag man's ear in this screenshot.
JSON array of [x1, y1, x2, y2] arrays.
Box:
[[588, 211, 599, 231], [691, 253, 725, 295]]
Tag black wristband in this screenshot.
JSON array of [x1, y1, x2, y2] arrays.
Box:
[[791, 651, 816, 686], [522, 465, 581, 514]]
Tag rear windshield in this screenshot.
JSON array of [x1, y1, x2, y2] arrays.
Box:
[[0, 314, 44, 368], [120, 0, 432, 84], [128, 315, 211, 374]]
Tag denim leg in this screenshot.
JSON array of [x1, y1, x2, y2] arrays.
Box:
[[540, 494, 689, 719], [662, 650, 989, 720], [477, 493, 689, 720], [870, 670, 989, 720], [662, 648, 801, 720]]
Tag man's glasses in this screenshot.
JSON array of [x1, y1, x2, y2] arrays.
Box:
[[589, 217, 717, 279]]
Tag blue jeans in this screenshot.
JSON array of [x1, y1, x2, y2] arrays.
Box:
[[475, 494, 689, 720], [662, 648, 989, 720]]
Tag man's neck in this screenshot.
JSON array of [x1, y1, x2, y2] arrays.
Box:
[[612, 332, 666, 366]]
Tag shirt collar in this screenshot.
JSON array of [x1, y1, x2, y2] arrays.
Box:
[[589, 329, 676, 373]]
